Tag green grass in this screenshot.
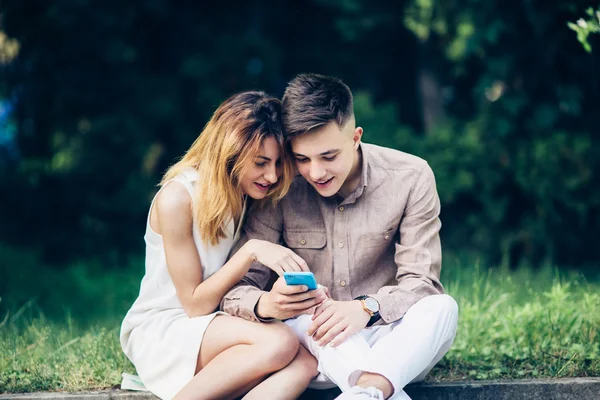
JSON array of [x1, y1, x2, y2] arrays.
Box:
[[1, 247, 599, 393], [431, 262, 600, 380], [0, 314, 131, 392]]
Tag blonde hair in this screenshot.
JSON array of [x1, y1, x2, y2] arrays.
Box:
[[161, 91, 294, 245]]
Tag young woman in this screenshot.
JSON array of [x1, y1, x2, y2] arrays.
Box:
[[120, 92, 321, 400]]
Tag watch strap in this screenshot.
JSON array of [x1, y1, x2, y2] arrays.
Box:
[[367, 313, 381, 327]]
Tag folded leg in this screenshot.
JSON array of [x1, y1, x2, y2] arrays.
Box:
[[285, 314, 371, 391], [355, 295, 459, 396]]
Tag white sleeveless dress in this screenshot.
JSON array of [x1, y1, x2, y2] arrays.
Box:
[[120, 168, 246, 400]]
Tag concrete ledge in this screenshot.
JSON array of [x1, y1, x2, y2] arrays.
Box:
[[0, 392, 156, 400], [2, 378, 600, 400], [404, 377, 600, 400]]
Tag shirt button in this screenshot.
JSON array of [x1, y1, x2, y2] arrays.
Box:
[[339, 206, 345, 211], [338, 242, 344, 248], [340, 280, 346, 287], [300, 239, 306, 245], [384, 234, 390, 240]]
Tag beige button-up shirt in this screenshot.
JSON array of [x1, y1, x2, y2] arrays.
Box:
[[221, 143, 444, 324]]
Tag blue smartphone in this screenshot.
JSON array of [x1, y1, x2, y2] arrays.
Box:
[[283, 272, 318, 290]]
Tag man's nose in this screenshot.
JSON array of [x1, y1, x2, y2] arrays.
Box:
[[309, 163, 327, 180]]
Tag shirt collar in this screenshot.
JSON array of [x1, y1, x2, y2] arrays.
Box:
[[340, 143, 369, 205]]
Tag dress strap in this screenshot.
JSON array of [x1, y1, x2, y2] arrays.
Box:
[[171, 168, 199, 199]]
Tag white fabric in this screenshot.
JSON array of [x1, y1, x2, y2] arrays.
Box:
[[285, 294, 458, 400], [120, 168, 245, 400]]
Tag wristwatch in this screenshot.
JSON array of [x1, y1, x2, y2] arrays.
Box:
[[355, 295, 381, 326]]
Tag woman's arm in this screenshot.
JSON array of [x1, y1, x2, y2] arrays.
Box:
[[156, 182, 256, 317], [155, 182, 309, 318]]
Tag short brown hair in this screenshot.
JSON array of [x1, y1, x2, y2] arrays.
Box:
[[281, 73, 353, 140]]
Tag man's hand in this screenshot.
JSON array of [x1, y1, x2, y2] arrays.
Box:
[[256, 277, 327, 320], [302, 285, 332, 315], [308, 300, 371, 347]]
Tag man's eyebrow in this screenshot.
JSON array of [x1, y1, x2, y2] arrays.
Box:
[[320, 149, 340, 156], [292, 149, 340, 157]]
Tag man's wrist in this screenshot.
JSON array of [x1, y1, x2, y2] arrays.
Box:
[[352, 300, 370, 323], [355, 295, 381, 326], [255, 292, 273, 320]]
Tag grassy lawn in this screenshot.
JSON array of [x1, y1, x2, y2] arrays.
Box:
[[431, 262, 600, 381], [1, 248, 599, 393]]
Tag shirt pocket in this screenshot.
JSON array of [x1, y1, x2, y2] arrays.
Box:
[[360, 228, 396, 248], [284, 229, 327, 250], [283, 229, 328, 283]]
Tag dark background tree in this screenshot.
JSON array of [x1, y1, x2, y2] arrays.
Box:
[[0, 0, 598, 270]]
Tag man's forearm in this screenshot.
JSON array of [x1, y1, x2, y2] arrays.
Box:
[[220, 285, 267, 322], [254, 292, 281, 321], [371, 279, 443, 323], [254, 292, 271, 320], [220, 242, 277, 319], [379, 163, 443, 323]]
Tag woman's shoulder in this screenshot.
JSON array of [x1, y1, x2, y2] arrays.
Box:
[[155, 181, 193, 226], [160, 167, 200, 200], [177, 167, 200, 184]]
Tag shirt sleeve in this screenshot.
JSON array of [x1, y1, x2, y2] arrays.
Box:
[[371, 162, 444, 323], [220, 202, 283, 322]]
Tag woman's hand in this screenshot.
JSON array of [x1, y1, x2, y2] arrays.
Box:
[[245, 239, 310, 275]]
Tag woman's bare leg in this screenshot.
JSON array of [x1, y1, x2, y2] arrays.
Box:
[[173, 315, 299, 400], [225, 345, 317, 400], [242, 344, 318, 400]]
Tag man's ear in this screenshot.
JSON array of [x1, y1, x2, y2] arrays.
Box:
[[353, 127, 364, 149]]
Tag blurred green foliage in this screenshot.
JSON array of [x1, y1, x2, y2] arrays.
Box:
[[0, 244, 142, 324], [568, 6, 600, 52], [0, 1, 598, 268]]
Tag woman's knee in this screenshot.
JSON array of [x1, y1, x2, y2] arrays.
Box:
[[293, 345, 318, 381], [257, 322, 300, 369]]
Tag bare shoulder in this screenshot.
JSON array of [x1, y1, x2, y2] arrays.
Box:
[[154, 181, 193, 235], [157, 181, 192, 212]]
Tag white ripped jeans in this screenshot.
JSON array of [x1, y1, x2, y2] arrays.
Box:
[[284, 294, 459, 400]]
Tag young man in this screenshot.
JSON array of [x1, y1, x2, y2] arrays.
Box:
[[221, 74, 458, 400]]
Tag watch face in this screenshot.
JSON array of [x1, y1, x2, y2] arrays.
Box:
[[365, 297, 379, 313]]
